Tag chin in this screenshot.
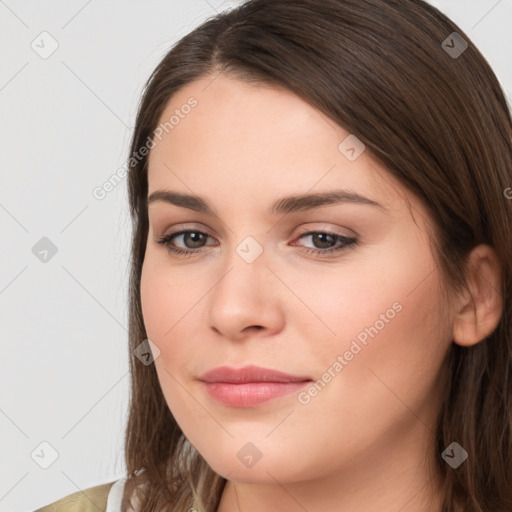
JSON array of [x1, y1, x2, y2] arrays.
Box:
[[204, 449, 310, 484]]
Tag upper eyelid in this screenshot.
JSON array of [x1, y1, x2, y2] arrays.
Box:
[[161, 224, 351, 236], [150, 214, 356, 236]]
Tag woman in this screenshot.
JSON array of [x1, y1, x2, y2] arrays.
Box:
[[34, 0, 512, 510]]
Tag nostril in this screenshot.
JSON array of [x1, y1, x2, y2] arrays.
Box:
[[246, 325, 263, 332]]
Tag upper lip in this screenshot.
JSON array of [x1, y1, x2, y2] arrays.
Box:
[[198, 365, 312, 384]]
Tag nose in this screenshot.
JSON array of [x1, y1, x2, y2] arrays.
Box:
[[207, 243, 285, 342]]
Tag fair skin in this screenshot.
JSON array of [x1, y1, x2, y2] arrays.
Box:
[[140, 74, 502, 512]]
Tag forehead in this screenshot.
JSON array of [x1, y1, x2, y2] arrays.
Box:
[[146, 74, 419, 220]]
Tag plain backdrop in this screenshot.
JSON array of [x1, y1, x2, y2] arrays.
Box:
[[0, 1, 511, 511]]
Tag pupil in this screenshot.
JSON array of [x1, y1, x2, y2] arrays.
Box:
[[186, 232, 204, 248], [314, 233, 334, 249]]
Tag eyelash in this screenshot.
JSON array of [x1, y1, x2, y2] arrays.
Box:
[[156, 229, 357, 258]]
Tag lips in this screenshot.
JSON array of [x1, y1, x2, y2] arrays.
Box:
[[197, 365, 313, 407], [198, 364, 312, 384]]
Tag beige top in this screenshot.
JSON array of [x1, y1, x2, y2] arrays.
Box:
[[32, 478, 201, 512], [33, 481, 116, 512]]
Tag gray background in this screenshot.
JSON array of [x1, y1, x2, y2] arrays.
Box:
[[0, 1, 511, 511]]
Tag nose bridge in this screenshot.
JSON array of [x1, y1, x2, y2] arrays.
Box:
[[217, 233, 268, 298], [206, 232, 280, 336]]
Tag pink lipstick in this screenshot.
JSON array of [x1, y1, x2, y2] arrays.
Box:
[[198, 365, 312, 407]]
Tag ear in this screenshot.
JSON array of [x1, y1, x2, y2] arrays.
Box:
[[452, 244, 503, 347]]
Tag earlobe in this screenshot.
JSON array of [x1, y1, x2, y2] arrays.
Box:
[[452, 244, 503, 347]]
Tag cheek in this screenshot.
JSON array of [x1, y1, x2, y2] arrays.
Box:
[[140, 253, 192, 337], [293, 264, 402, 360], [140, 261, 166, 340], [140, 259, 183, 361], [330, 272, 449, 422], [140, 257, 205, 377], [140, 261, 197, 419], [308, 242, 450, 412]]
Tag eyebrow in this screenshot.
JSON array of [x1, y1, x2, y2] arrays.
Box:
[[147, 189, 386, 215]]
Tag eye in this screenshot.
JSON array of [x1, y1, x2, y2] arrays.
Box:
[[156, 230, 214, 256], [292, 230, 357, 256], [155, 229, 357, 258]]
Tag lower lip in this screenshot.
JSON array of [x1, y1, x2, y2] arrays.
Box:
[[201, 381, 311, 407]]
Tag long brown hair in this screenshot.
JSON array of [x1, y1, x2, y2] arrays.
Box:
[[123, 1, 512, 510]]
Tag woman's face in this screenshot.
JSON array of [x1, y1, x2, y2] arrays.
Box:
[[140, 74, 454, 486]]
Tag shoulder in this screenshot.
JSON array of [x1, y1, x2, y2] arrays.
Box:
[[33, 480, 118, 512]]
